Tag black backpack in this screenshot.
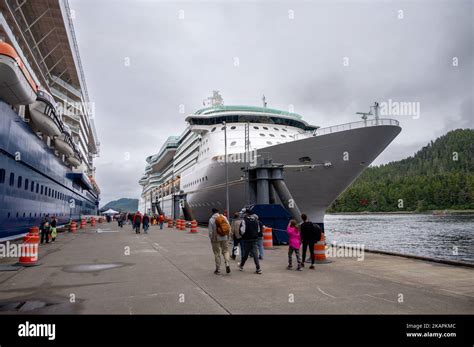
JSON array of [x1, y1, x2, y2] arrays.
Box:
[[242, 216, 260, 240]]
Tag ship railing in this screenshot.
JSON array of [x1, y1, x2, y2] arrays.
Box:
[[313, 118, 399, 137]]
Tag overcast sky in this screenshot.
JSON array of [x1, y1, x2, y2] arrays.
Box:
[[69, 0, 473, 205]]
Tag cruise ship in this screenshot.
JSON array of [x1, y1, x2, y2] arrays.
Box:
[[139, 92, 401, 230], [0, 0, 100, 240]]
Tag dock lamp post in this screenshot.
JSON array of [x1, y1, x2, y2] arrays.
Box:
[[223, 121, 230, 218]]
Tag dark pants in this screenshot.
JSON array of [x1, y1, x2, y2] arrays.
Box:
[[240, 240, 260, 270], [40, 229, 49, 244], [134, 223, 141, 233], [288, 247, 302, 267], [302, 239, 315, 264]]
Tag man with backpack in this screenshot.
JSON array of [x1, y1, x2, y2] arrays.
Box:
[[239, 208, 262, 274], [208, 208, 231, 275], [300, 213, 322, 269]]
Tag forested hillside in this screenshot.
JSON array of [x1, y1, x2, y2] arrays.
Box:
[[328, 129, 474, 212]]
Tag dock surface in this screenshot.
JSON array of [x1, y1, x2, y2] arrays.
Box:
[[0, 223, 473, 314]]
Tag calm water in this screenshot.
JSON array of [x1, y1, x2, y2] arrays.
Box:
[[324, 214, 474, 264]]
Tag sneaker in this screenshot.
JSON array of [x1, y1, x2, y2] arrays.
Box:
[[231, 255, 236, 260], [239, 266, 244, 271], [287, 265, 293, 270], [300, 262, 305, 268], [309, 265, 315, 269], [259, 256, 263, 260], [296, 267, 303, 271], [256, 269, 262, 274], [214, 269, 220, 275], [226, 266, 231, 274]]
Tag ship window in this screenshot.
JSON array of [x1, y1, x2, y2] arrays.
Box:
[[221, 127, 225, 131], [282, 128, 288, 132], [36, 184, 39, 193], [269, 134, 275, 137], [206, 176, 208, 180], [266, 141, 273, 145], [259, 133, 265, 137], [211, 127, 216, 132], [231, 126, 236, 130], [41, 185, 43, 195], [253, 126, 259, 129], [25, 179, 29, 190], [0, 169, 4, 184], [31, 181, 34, 192], [263, 127, 268, 130], [18, 176, 22, 188], [230, 141, 237, 146], [9, 173, 14, 186], [281, 134, 286, 138], [274, 128, 279, 131]]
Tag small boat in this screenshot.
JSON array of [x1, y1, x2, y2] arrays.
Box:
[[54, 127, 75, 157], [0, 41, 38, 105], [66, 154, 81, 168], [29, 88, 62, 137]]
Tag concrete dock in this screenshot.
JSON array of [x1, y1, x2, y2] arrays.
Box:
[[0, 222, 473, 314]]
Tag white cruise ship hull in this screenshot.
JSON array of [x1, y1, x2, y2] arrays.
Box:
[[144, 122, 401, 226]]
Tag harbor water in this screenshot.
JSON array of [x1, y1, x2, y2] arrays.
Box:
[[325, 214, 474, 264]]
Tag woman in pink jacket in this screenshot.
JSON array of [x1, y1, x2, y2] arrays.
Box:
[[287, 219, 302, 271]]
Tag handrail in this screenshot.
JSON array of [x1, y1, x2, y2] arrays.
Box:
[[315, 118, 399, 136]]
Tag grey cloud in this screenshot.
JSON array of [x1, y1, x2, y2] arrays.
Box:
[[69, 0, 473, 205]]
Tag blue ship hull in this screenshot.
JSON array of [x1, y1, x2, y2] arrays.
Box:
[[0, 101, 98, 241]]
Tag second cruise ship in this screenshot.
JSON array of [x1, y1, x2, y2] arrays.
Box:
[[139, 92, 401, 229]]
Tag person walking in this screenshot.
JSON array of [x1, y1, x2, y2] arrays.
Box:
[[133, 211, 142, 234], [50, 216, 57, 242], [230, 212, 244, 260], [208, 208, 231, 275], [158, 214, 165, 230], [300, 213, 322, 269], [239, 209, 262, 274], [143, 213, 150, 234], [40, 217, 49, 244], [287, 219, 302, 271], [257, 220, 265, 260]]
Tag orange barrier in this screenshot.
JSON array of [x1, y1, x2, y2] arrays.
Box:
[[313, 233, 332, 264], [190, 220, 198, 233], [263, 227, 273, 249], [19, 230, 39, 266], [175, 219, 180, 230], [29, 226, 39, 235], [90, 217, 96, 226], [80, 219, 86, 229], [181, 220, 187, 231], [69, 221, 77, 233], [168, 219, 173, 228]]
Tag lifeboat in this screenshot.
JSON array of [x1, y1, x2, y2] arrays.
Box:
[[66, 154, 81, 168], [0, 41, 37, 105], [53, 124, 75, 157], [29, 88, 62, 138]]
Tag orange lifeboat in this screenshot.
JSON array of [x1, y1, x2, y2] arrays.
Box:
[[0, 41, 37, 105]]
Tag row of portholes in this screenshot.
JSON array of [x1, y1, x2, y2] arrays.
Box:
[[7, 211, 68, 219], [0, 168, 73, 203], [230, 140, 282, 146], [184, 176, 209, 189], [210, 126, 290, 132]]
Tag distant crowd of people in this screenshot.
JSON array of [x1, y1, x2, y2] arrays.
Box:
[[208, 208, 322, 275], [114, 212, 165, 234]]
